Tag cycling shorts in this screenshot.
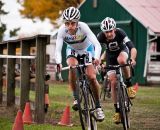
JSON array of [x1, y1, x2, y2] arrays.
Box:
[[106, 48, 129, 75], [66, 44, 95, 63]]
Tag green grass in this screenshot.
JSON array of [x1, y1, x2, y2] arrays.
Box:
[[1, 84, 160, 130]]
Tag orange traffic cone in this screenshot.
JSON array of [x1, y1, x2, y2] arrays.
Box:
[[23, 102, 33, 124], [58, 105, 73, 126], [12, 110, 24, 130], [45, 93, 50, 106], [133, 82, 139, 92], [44, 93, 50, 113]]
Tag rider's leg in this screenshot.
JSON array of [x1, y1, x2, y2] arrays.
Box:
[[66, 57, 79, 110], [117, 51, 136, 99], [86, 64, 105, 121], [117, 51, 130, 78], [108, 71, 118, 106], [86, 64, 100, 108], [108, 71, 121, 124]]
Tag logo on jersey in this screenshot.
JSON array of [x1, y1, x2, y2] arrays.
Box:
[[65, 35, 84, 42], [64, 35, 86, 44], [108, 42, 120, 51]]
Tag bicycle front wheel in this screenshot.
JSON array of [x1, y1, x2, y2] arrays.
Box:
[[77, 80, 92, 130], [118, 85, 130, 130], [87, 85, 97, 130]]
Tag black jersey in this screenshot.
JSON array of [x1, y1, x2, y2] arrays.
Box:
[[97, 28, 134, 54]]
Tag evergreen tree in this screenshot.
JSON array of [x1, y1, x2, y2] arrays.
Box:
[[0, 1, 8, 41], [0, 1, 21, 41]]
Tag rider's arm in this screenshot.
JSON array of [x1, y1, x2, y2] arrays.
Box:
[[119, 28, 137, 64], [100, 51, 106, 61], [126, 41, 137, 58], [130, 47, 137, 62], [55, 25, 64, 64], [81, 22, 102, 59]]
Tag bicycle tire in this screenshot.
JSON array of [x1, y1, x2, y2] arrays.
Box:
[[124, 87, 131, 129], [100, 82, 106, 101], [100, 77, 111, 101], [117, 84, 129, 130], [77, 80, 92, 130], [88, 86, 97, 130], [105, 79, 111, 98]]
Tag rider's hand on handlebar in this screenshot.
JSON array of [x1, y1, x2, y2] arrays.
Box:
[[93, 58, 100, 66], [130, 58, 136, 66], [56, 64, 62, 73]]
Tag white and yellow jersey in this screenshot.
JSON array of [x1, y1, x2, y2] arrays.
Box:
[[55, 21, 101, 64]]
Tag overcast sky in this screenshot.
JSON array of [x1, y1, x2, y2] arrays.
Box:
[[1, 0, 54, 40]]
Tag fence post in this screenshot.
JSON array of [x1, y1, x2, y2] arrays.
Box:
[[20, 40, 30, 110], [0, 35, 50, 123], [0, 43, 4, 104], [34, 35, 50, 123], [6, 41, 17, 106]]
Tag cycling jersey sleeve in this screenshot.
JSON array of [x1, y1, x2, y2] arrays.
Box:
[[81, 23, 102, 59], [118, 28, 135, 51], [97, 32, 105, 43], [118, 28, 133, 50], [55, 25, 64, 64], [126, 41, 135, 51]]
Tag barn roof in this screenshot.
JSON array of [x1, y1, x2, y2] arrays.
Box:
[[117, 0, 160, 35]]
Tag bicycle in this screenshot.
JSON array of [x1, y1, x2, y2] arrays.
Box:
[[62, 54, 98, 130], [105, 63, 133, 130], [100, 74, 111, 100]]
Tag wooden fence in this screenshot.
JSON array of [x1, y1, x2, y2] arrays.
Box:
[[0, 34, 50, 123]]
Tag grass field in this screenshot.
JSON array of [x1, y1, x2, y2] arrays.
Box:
[[0, 83, 160, 130]]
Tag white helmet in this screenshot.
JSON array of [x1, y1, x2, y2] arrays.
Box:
[[100, 17, 116, 32], [62, 7, 80, 22]]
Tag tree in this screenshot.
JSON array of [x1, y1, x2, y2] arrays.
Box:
[[0, 1, 20, 41], [10, 28, 20, 37], [18, 0, 83, 24], [0, 1, 8, 41]]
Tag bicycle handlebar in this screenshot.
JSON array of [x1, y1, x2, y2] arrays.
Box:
[[106, 64, 130, 69], [62, 63, 92, 71], [105, 63, 135, 76]]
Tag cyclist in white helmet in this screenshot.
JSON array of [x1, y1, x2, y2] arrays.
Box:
[[55, 7, 105, 121], [97, 17, 137, 124]]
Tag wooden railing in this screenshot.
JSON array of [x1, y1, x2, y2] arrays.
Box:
[[0, 34, 50, 123]]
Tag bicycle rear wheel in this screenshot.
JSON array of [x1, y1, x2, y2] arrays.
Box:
[[77, 80, 92, 130]]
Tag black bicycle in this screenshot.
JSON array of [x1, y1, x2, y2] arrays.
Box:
[[100, 74, 111, 100], [62, 54, 98, 130], [106, 63, 133, 130]]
